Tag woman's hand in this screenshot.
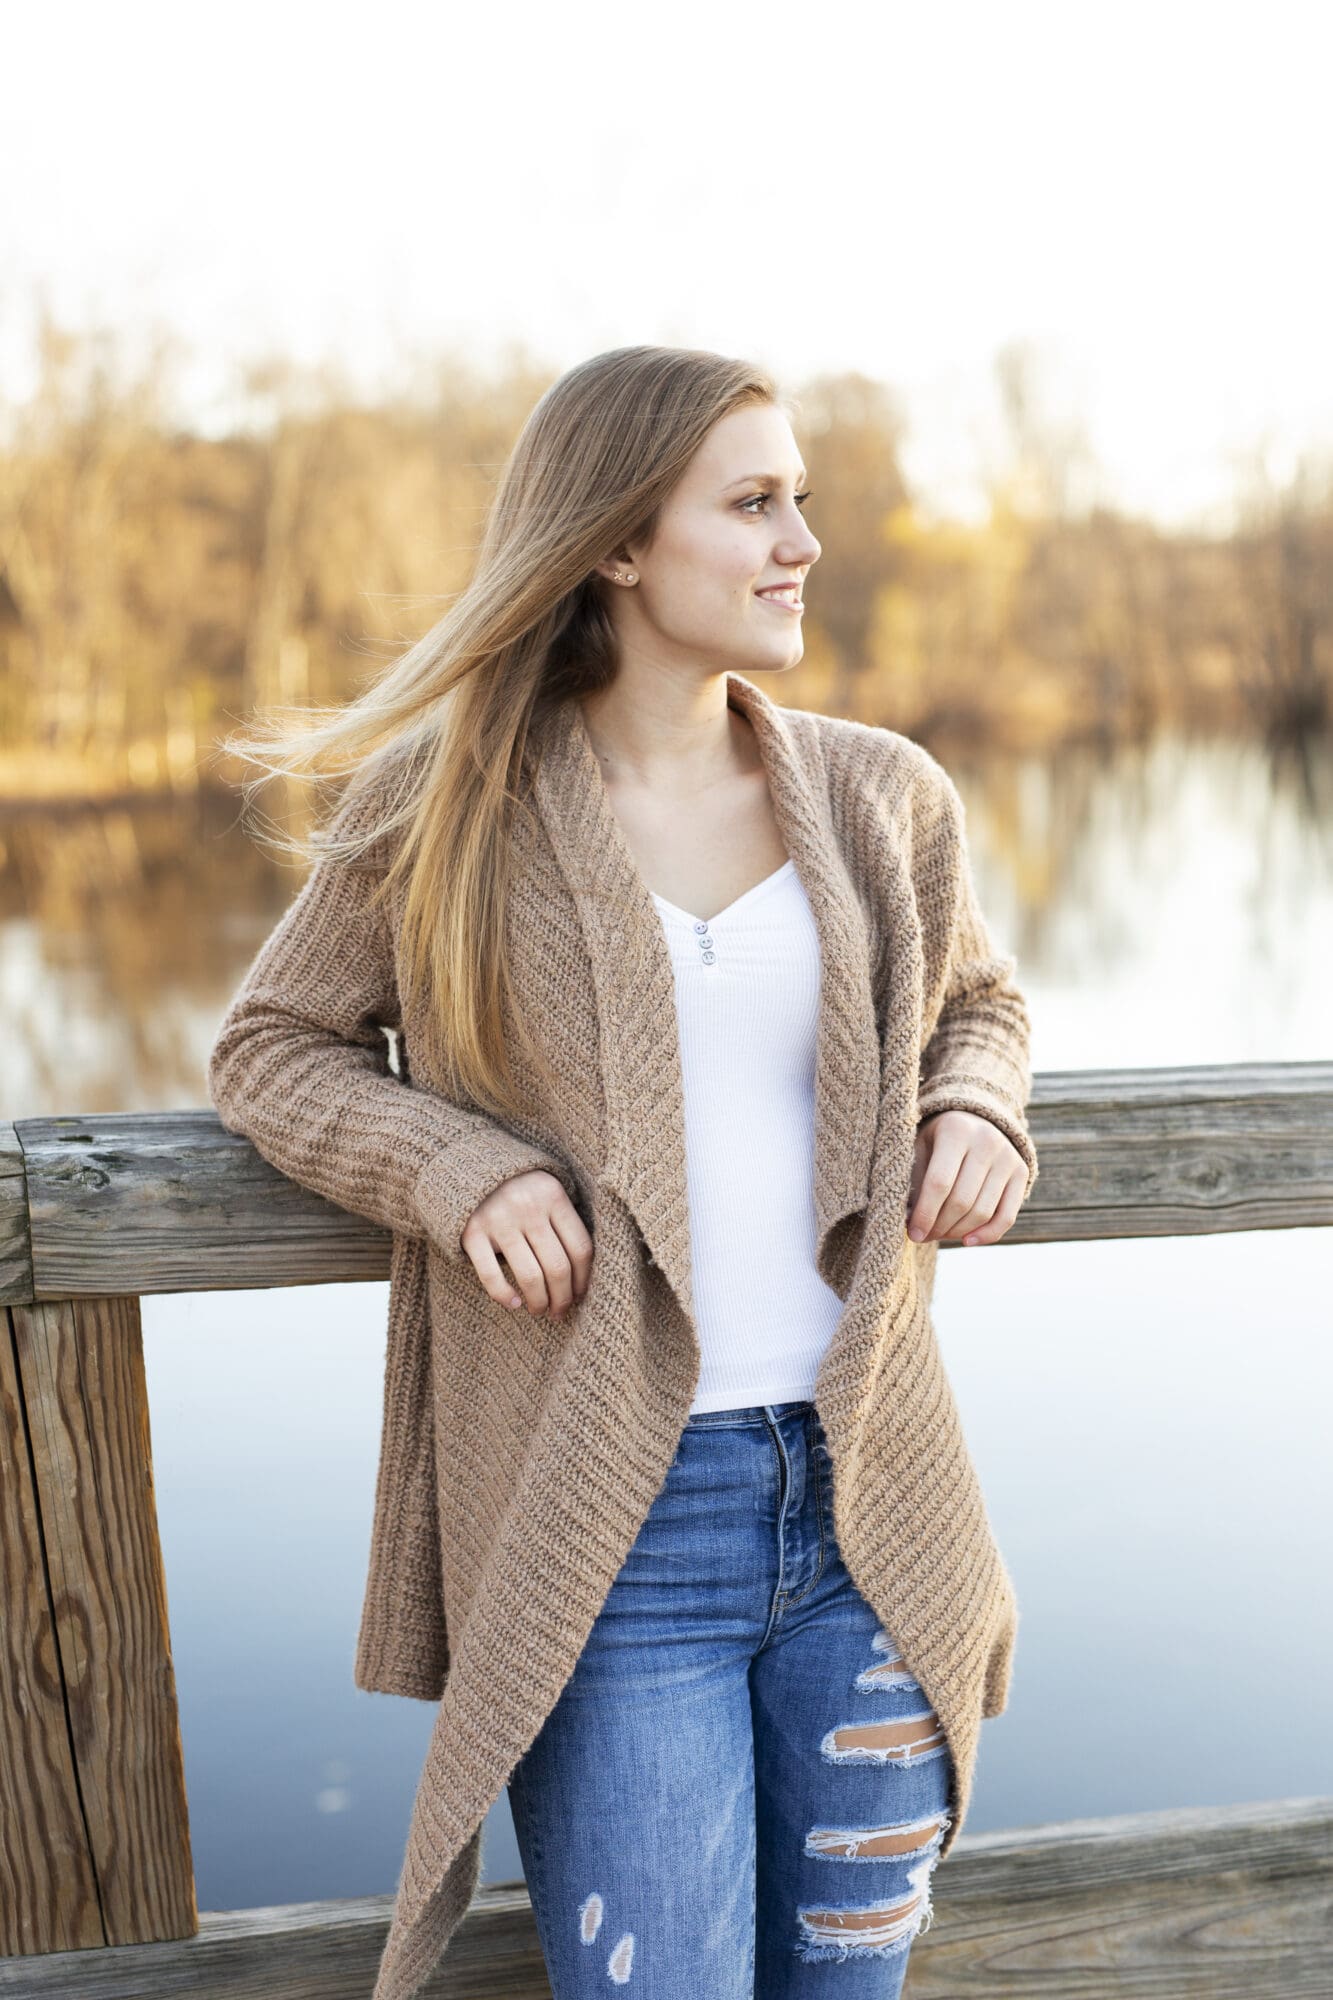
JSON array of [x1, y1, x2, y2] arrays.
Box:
[[460, 1168, 594, 1318], [906, 1109, 1026, 1248]]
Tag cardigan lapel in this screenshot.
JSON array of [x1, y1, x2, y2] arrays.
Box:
[[528, 672, 882, 1332]]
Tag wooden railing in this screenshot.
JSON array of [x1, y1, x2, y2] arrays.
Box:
[[3, 1061, 1332, 1997]]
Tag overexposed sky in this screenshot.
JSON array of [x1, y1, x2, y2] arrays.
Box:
[[5, 0, 1330, 529]]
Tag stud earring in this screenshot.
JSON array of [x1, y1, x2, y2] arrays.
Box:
[[614, 571, 637, 584]]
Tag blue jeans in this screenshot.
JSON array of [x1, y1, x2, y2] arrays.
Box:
[[506, 1400, 956, 1996]]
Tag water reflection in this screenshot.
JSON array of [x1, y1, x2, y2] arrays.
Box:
[[3, 730, 1331, 1116]]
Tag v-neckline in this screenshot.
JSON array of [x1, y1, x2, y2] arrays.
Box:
[[650, 857, 796, 928], [525, 670, 886, 1333]]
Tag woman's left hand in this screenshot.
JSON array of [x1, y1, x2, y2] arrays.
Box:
[[905, 1108, 1026, 1247]]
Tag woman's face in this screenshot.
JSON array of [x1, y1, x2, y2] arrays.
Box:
[[596, 401, 821, 681]]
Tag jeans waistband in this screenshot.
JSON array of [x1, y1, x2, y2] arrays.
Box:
[[684, 1400, 815, 1428]]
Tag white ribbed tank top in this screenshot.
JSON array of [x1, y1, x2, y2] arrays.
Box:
[[650, 857, 846, 1414]]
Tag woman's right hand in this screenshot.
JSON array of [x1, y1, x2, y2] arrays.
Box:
[[459, 1168, 594, 1319]]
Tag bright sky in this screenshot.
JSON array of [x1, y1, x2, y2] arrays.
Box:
[[5, 0, 1329, 531]]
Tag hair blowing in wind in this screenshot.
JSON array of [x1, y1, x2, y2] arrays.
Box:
[[215, 345, 791, 1122]]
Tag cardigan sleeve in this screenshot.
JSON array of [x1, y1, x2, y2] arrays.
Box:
[[912, 760, 1040, 1202], [206, 791, 581, 1258]]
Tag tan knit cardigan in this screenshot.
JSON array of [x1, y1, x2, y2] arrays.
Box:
[[207, 670, 1039, 2000]]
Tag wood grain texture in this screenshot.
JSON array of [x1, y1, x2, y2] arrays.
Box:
[[0, 1302, 103, 1956], [0, 1799, 1328, 1996], [0, 1885, 547, 1996], [0, 1126, 33, 1309], [1019, 1059, 1333, 1241], [908, 1795, 1333, 1996], [13, 1111, 390, 1307], [7, 1061, 1333, 1308], [3, 1296, 195, 1954]]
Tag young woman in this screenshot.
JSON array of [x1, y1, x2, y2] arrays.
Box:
[[208, 345, 1039, 2000]]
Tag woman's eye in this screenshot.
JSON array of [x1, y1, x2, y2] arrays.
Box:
[[741, 490, 813, 514]]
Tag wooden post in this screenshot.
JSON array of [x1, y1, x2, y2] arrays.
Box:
[[1, 1121, 195, 1958]]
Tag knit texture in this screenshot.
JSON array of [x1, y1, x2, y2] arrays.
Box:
[[207, 671, 1039, 2000]]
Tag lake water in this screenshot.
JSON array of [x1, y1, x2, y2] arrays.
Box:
[[3, 727, 1331, 1912]]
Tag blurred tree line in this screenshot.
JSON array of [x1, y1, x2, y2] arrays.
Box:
[[1, 319, 1330, 802]]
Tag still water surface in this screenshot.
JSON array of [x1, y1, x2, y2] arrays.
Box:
[[3, 728, 1330, 1911]]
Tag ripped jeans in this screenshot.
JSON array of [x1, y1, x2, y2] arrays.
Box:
[[506, 1400, 956, 1997]]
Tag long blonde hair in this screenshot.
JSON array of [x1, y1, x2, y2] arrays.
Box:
[[217, 344, 787, 1122]]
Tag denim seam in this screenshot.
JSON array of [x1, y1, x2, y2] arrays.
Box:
[[754, 1415, 791, 1650], [780, 1419, 829, 1609], [768, 1411, 827, 1614], [510, 1767, 553, 1969]]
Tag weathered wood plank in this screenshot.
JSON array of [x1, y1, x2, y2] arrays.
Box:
[[5, 1297, 196, 1950], [7, 1062, 1333, 1306], [1022, 1059, 1333, 1241], [15, 1111, 389, 1306], [907, 1794, 1333, 1995], [0, 1798, 1328, 1996], [0, 1304, 103, 1956], [0, 1883, 547, 1996], [0, 1126, 34, 1309]]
